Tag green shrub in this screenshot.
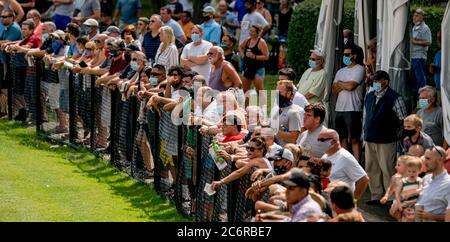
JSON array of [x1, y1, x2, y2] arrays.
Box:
[[287, 0, 355, 76], [287, 1, 445, 78]]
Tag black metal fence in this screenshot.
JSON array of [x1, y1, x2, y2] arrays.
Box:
[[3, 57, 255, 222]]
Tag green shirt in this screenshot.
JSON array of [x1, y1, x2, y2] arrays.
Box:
[[297, 68, 326, 104]]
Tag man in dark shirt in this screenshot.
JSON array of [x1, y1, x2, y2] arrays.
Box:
[[142, 14, 162, 64]]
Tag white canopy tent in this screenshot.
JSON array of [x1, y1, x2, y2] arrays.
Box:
[[355, 0, 376, 59], [314, 0, 343, 128], [376, 0, 410, 98], [441, 1, 450, 145]]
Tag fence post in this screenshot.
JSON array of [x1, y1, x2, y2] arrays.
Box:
[[90, 75, 96, 152], [6, 54, 12, 120], [110, 89, 118, 164], [68, 70, 76, 143], [130, 95, 137, 178], [35, 57, 42, 133]]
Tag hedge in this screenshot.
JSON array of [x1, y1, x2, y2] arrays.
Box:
[[287, 0, 446, 78], [287, 0, 355, 76]]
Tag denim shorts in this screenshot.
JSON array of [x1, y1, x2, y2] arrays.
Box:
[[255, 68, 265, 79]]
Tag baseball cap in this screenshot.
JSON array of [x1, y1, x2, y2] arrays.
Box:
[[282, 168, 310, 188], [373, 70, 390, 81], [83, 18, 99, 27], [203, 6, 216, 14], [125, 43, 140, 52], [415, 8, 425, 16], [104, 26, 121, 35], [51, 30, 66, 40], [138, 17, 150, 24], [269, 148, 294, 162], [310, 47, 325, 58]]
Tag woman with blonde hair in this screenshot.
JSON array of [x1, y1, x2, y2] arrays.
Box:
[[155, 26, 179, 73]]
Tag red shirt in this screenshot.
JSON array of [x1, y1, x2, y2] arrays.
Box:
[[109, 55, 128, 75], [321, 177, 330, 190], [221, 133, 246, 143], [20, 34, 41, 48]]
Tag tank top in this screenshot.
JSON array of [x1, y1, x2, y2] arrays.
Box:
[[244, 37, 264, 69], [400, 178, 420, 208], [209, 61, 229, 92]]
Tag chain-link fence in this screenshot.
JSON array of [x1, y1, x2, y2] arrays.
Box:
[[4, 58, 258, 221]]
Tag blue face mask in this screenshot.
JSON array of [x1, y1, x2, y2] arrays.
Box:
[[343, 55, 352, 66], [52, 40, 64, 54], [191, 33, 200, 42], [308, 59, 317, 69], [42, 33, 49, 43], [373, 82, 382, 92], [130, 61, 139, 71], [216, 105, 224, 115], [273, 165, 287, 175], [150, 77, 158, 86], [220, 42, 229, 50], [419, 99, 429, 109]]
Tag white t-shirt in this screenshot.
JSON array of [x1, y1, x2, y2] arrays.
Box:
[[322, 148, 367, 192], [270, 104, 304, 147], [239, 11, 268, 44], [334, 64, 365, 112], [297, 125, 329, 158], [181, 40, 213, 82], [293, 92, 309, 109]]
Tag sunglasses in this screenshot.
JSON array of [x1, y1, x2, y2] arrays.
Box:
[[1, 15, 12, 18], [318, 138, 332, 142], [246, 146, 260, 152], [150, 20, 156, 23], [95, 40, 102, 43], [343, 53, 352, 57], [433, 145, 444, 157], [131, 58, 138, 61], [207, 52, 215, 56], [309, 58, 319, 61]]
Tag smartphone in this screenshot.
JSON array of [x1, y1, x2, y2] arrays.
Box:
[[79, 61, 87, 68]]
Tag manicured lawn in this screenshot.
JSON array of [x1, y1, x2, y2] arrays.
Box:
[[0, 121, 189, 222]]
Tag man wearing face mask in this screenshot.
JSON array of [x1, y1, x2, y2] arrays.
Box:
[[82, 18, 99, 41], [411, 9, 432, 104], [402, 114, 434, 155], [239, 0, 268, 45], [417, 86, 446, 147], [180, 25, 212, 81], [297, 48, 326, 104], [221, 34, 239, 71], [342, 29, 364, 66], [332, 44, 365, 162], [207, 46, 242, 92], [363, 70, 407, 205], [319, 129, 369, 201], [200, 6, 221, 46], [270, 80, 303, 147]]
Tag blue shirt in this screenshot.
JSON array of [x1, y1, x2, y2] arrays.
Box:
[[221, 11, 239, 36], [289, 194, 323, 222], [201, 20, 222, 45], [433, 50, 441, 89], [417, 171, 450, 219], [142, 32, 161, 63], [67, 43, 79, 57], [412, 22, 432, 59], [164, 19, 185, 40], [116, 0, 141, 24], [0, 22, 23, 63]]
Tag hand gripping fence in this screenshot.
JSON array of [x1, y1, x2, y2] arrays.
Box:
[[4, 57, 259, 221]]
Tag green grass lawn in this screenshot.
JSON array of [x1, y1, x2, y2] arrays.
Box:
[[0, 121, 189, 222]]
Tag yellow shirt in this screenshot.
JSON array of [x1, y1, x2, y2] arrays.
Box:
[[178, 20, 194, 40], [297, 68, 326, 104]]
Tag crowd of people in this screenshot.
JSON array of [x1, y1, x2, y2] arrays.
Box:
[[0, 0, 448, 222]]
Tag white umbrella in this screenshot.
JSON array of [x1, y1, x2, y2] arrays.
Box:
[[377, 0, 410, 97], [355, 0, 375, 59], [314, 0, 343, 127], [441, 1, 450, 145]]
